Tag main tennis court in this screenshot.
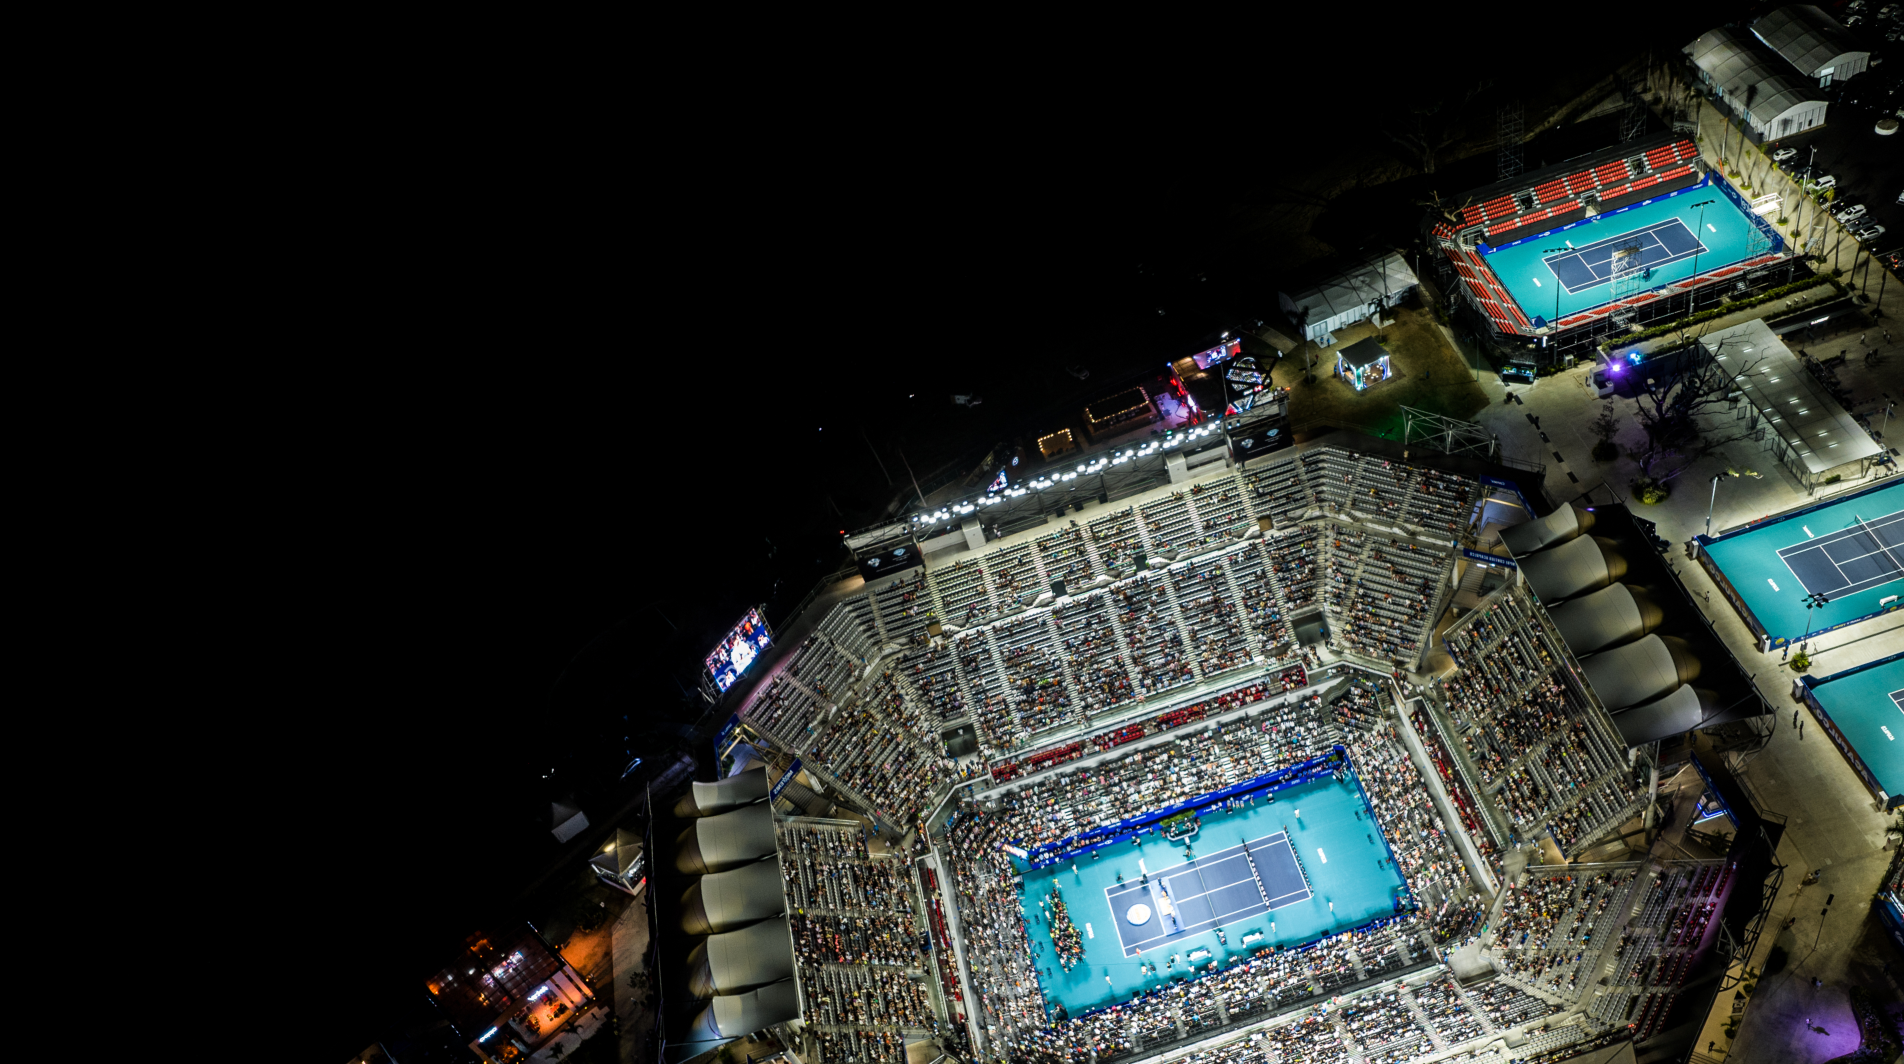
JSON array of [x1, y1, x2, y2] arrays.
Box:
[[1009, 772, 1404, 1018], [1103, 831, 1310, 956], [1479, 179, 1767, 320], [1701, 480, 1904, 643], [1542, 220, 1708, 293]]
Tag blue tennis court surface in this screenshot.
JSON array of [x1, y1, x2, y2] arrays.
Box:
[[1703, 481, 1904, 641], [1807, 655, 1904, 804], [1542, 220, 1707, 293], [1777, 510, 1904, 597], [1479, 180, 1766, 320], [1104, 831, 1310, 956], [1011, 772, 1404, 1018]]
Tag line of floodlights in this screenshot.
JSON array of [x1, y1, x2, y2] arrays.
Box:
[[909, 422, 1227, 527]]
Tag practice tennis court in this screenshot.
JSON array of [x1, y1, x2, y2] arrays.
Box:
[[1701, 481, 1904, 643], [1541, 220, 1708, 293], [1777, 510, 1904, 598], [1479, 179, 1767, 320], [1104, 832, 1310, 956]]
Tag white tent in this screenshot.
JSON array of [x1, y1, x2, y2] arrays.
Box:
[[1753, 5, 1869, 84], [1685, 27, 1828, 140], [1700, 319, 1883, 490], [1279, 252, 1420, 342]]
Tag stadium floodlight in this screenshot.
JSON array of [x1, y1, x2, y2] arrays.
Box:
[[1686, 200, 1717, 303], [1705, 468, 1761, 537]]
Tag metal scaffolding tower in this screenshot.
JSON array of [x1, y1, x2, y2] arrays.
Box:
[[1609, 243, 1647, 324], [1620, 77, 1649, 142], [1402, 406, 1499, 462], [1497, 101, 1524, 181]]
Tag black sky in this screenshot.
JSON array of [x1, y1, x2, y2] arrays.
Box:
[[275, 8, 1763, 1057]]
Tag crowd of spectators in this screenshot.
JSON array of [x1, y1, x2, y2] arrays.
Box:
[[777, 823, 943, 1059]]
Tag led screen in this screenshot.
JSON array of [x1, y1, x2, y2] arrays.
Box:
[[705, 608, 773, 694]]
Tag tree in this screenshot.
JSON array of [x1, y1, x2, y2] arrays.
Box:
[[1590, 400, 1621, 462], [1626, 336, 1761, 497], [1383, 81, 1491, 174]]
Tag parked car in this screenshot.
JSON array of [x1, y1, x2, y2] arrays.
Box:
[[1773, 147, 1798, 162], [1854, 224, 1887, 241], [1834, 203, 1869, 222], [1812, 175, 1838, 190], [1499, 363, 1537, 385]]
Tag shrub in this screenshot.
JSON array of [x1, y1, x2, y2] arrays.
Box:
[[1791, 650, 1812, 671], [1593, 440, 1620, 462], [1823, 474, 1841, 484], [1633, 478, 1671, 504]]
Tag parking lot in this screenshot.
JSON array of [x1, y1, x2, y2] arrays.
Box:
[[1763, 79, 1904, 253]]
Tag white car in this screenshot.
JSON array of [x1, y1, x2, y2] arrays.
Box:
[[1854, 224, 1887, 242], [1812, 175, 1838, 190], [1834, 203, 1869, 221], [1773, 147, 1798, 162]]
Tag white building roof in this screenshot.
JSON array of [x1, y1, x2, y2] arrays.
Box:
[[1685, 27, 1827, 127], [1699, 319, 1882, 475], [1280, 252, 1420, 337], [1752, 5, 1867, 78]]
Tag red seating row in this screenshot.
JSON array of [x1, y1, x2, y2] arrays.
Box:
[[1449, 142, 1698, 238]]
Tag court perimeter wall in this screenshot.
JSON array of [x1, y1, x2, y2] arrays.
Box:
[[1694, 477, 1904, 650], [1024, 747, 1347, 869], [1800, 651, 1904, 811]]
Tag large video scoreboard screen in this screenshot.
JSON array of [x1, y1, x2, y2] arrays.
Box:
[[705, 607, 773, 694]]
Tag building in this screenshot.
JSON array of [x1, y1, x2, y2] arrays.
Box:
[[1752, 4, 1871, 86], [1695, 319, 1884, 491], [424, 926, 599, 1064], [1684, 26, 1828, 141], [1278, 251, 1420, 345]]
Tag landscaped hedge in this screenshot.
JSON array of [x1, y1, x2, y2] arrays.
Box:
[[1598, 273, 1841, 352]]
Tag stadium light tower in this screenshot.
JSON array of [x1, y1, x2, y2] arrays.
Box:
[[1706, 467, 1761, 538], [1687, 199, 1716, 309], [1794, 590, 1831, 660]]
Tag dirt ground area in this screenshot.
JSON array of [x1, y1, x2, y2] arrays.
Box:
[[1266, 299, 1491, 440]]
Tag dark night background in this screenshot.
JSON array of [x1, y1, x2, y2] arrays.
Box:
[[281, 4, 1783, 1057]]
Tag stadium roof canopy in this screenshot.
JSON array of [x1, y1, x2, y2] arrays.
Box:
[[1517, 534, 1621, 603], [1698, 319, 1881, 477], [1752, 5, 1868, 79], [1613, 684, 1717, 746], [686, 916, 796, 996], [681, 858, 786, 934], [1548, 584, 1660, 656], [1581, 634, 1687, 710], [1684, 27, 1826, 129], [676, 802, 778, 873]]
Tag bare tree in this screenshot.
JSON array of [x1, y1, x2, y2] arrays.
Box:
[[1626, 334, 1762, 497], [1384, 81, 1491, 174]]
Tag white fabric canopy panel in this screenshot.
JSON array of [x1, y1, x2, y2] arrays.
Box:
[[1581, 634, 1691, 711], [1549, 584, 1654, 656], [1752, 5, 1868, 80], [1519, 535, 1622, 603], [1700, 319, 1882, 477]]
